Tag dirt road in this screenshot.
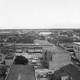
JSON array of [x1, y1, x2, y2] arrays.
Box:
[[6, 64, 35, 80]]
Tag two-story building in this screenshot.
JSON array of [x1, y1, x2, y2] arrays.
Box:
[[72, 42, 80, 61]]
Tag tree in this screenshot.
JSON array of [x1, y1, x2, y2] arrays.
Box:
[[57, 36, 73, 43], [16, 31, 39, 43], [14, 56, 29, 65]]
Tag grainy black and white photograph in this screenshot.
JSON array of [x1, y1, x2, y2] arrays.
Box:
[[0, 0, 80, 80]]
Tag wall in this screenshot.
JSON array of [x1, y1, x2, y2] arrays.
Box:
[[73, 43, 80, 60], [49, 53, 71, 70]]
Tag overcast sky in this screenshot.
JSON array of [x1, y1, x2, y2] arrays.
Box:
[[0, 0, 80, 29]]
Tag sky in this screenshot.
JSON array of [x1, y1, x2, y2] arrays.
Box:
[[0, 0, 80, 29]]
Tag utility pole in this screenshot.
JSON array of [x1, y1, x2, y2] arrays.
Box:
[[0, 35, 4, 54]]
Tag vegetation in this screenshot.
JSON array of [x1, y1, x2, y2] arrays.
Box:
[[0, 31, 40, 54], [14, 56, 29, 65], [0, 65, 7, 80]]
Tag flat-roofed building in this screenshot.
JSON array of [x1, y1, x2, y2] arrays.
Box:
[[39, 32, 52, 36], [14, 43, 43, 54], [73, 42, 80, 60]]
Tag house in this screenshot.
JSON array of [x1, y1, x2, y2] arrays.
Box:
[[13, 43, 44, 61], [0, 54, 5, 63], [34, 39, 54, 57], [14, 43, 43, 54], [52, 64, 80, 80], [73, 42, 80, 61], [39, 32, 52, 40], [5, 54, 14, 66]]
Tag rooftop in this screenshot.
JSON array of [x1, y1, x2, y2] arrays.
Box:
[[34, 39, 53, 46], [56, 64, 80, 80], [73, 42, 80, 45], [39, 32, 52, 36]]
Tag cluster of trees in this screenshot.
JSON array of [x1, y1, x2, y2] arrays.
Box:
[[56, 36, 73, 43], [48, 31, 74, 45], [0, 31, 39, 43]]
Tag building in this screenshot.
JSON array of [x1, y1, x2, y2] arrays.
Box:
[[5, 54, 14, 66], [39, 32, 52, 36], [34, 39, 71, 70], [73, 42, 80, 60], [49, 53, 71, 70], [39, 32, 52, 40], [52, 64, 80, 80], [14, 43, 44, 59], [14, 43, 43, 53]]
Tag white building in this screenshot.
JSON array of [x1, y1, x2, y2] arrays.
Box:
[[73, 42, 80, 60], [39, 32, 52, 36]]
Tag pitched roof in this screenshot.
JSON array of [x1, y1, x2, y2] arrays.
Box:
[[55, 64, 80, 80]]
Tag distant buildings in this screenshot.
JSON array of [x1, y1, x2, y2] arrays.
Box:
[[38, 32, 52, 40], [53, 64, 80, 80], [0, 54, 5, 64], [39, 32, 52, 36]]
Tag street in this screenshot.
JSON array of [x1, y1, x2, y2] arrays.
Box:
[[52, 44, 69, 54], [6, 64, 36, 80]]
